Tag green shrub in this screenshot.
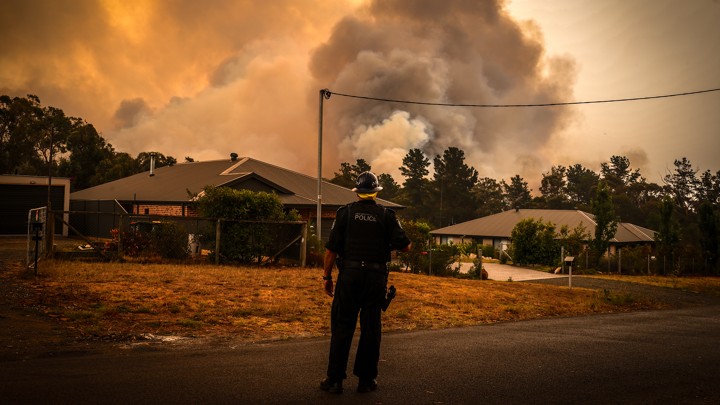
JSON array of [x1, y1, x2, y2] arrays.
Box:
[[511, 218, 560, 266], [398, 218, 432, 274], [195, 186, 296, 264], [481, 244, 495, 258], [151, 222, 189, 259]]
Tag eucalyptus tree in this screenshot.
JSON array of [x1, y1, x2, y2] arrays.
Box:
[[57, 120, 113, 190], [0, 94, 44, 174]]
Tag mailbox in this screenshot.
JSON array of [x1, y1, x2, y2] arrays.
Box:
[[564, 256, 575, 288], [30, 219, 44, 241]]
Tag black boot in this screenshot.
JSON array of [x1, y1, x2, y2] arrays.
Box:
[[320, 377, 343, 394], [357, 378, 378, 393]]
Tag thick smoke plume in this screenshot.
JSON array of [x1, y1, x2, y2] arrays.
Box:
[[0, 0, 576, 185], [311, 0, 577, 181]]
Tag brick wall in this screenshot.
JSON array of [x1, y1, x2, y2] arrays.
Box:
[[135, 204, 187, 216]]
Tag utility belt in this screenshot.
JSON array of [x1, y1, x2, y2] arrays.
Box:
[[338, 259, 388, 273]]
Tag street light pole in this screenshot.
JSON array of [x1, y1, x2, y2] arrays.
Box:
[[317, 89, 331, 243]]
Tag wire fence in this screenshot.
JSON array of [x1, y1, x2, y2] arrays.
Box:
[[49, 211, 308, 266]]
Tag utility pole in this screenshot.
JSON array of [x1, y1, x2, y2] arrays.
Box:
[[317, 89, 331, 244], [45, 128, 54, 257]]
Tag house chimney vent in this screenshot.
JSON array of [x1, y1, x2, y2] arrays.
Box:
[[149, 153, 156, 177], [230, 153, 238, 161]]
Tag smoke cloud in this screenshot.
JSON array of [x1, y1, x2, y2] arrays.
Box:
[[1, 0, 576, 185], [311, 0, 577, 182]]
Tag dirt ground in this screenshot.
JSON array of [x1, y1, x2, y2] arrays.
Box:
[[2, 236, 719, 362], [0, 236, 118, 360]]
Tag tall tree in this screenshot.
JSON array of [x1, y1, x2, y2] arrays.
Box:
[[57, 120, 113, 190], [655, 196, 680, 274], [697, 169, 720, 208], [398, 148, 431, 220], [539, 165, 571, 209], [565, 163, 599, 209], [377, 173, 401, 202], [473, 177, 507, 217], [35, 106, 71, 177], [330, 159, 371, 189], [1, 94, 179, 189], [136, 151, 177, 171], [697, 201, 719, 273], [90, 152, 139, 186], [662, 157, 699, 214], [0, 95, 44, 174], [601, 155, 655, 225], [591, 181, 618, 268], [432, 147, 478, 226], [504, 175, 532, 209], [600, 155, 642, 192]]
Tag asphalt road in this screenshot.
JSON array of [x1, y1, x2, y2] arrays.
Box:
[[2, 304, 719, 404]]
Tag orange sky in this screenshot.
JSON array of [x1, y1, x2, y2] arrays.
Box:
[[1, 0, 718, 188]]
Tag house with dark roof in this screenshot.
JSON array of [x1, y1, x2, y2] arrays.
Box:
[[70, 154, 402, 240], [430, 209, 656, 255]]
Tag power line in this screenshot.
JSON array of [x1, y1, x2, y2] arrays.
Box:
[[324, 87, 720, 108]]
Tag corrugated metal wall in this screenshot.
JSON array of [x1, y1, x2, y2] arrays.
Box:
[[0, 184, 65, 235]]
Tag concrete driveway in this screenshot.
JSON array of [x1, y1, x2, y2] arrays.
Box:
[[455, 261, 566, 281]]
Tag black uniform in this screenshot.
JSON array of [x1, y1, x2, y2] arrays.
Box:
[[325, 199, 410, 382]]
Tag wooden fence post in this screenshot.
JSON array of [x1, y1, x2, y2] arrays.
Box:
[[300, 222, 307, 267], [215, 219, 222, 265], [118, 214, 124, 258]]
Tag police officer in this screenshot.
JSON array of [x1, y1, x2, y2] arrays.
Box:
[[320, 171, 411, 394]]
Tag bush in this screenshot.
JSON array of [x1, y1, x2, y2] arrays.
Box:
[[107, 222, 189, 260], [196, 186, 289, 221], [428, 243, 459, 277], [511, 218, 560, 266], [461, 255, 486, 280], [151, 222, 189, 259], [499, 250, 509, 264], [481, 244, 495, 258], [195, 186, 298, 264], [398, 219, 432, 273]]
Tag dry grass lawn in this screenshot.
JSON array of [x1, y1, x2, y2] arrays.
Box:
[[592, 274, 720, 297], [6, 260, 686, 344]]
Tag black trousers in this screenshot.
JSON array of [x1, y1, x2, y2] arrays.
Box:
[[327, 266, 387, 381]]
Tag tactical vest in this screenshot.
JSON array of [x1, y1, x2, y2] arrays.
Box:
[[342, 201, 390, 263]]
